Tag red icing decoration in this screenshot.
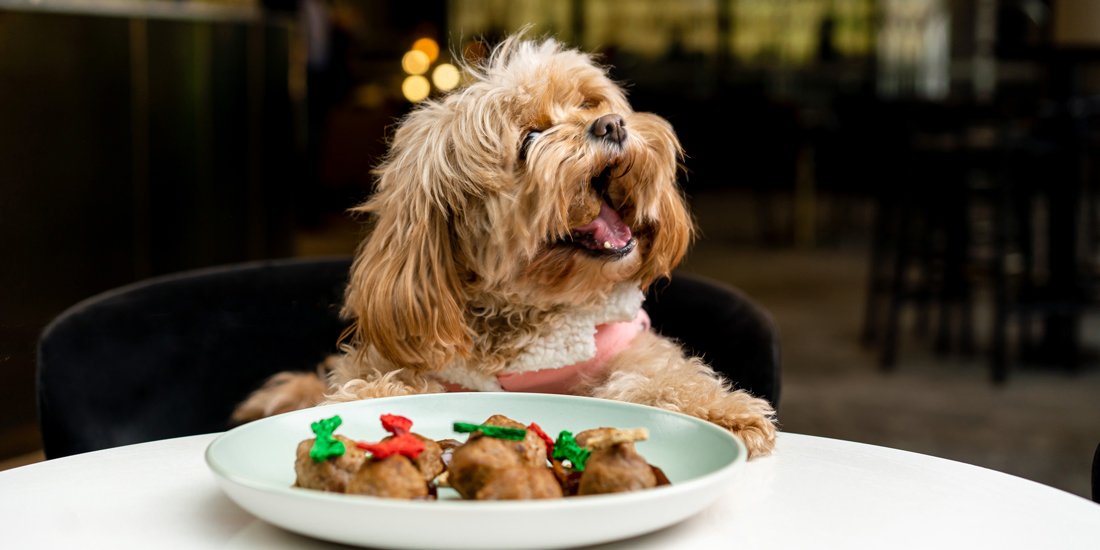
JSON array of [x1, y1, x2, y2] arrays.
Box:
[[528, 422, 555, 460], [381, 414, 413, 435], [356, 433, 425, 459]]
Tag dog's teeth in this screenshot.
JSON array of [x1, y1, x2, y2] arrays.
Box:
[[603, 241, 612, 249]]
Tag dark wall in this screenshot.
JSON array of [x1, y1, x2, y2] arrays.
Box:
[[0, 9, 298, 456]]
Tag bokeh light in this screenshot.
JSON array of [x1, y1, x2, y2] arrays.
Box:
[[401, 50, 431, 75], [401, 75, 431, 102], [431, 63, 461, 91], [412, 37, 440, 63]]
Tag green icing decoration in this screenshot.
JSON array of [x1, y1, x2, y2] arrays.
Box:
[[552, 430, 591, 471], [453, 422, 527, 441], [309, 415, 346, 462]]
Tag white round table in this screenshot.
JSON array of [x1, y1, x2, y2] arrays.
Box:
[[1, 433, 1097, 549]]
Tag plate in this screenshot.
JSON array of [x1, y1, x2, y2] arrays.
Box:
[[206, 393, 746, 549]]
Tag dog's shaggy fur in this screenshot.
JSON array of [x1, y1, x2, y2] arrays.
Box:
[[233, 35, 777, 457]]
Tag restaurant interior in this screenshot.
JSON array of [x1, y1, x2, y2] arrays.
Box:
[[1, 0, 1098, 501]]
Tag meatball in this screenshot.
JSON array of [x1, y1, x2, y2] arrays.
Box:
[[482, 414, 547, 467], [475, 466, 564, 500], [293, 435, 367, 492], [447, 415, 558, 500], [379, 433, 444, 482], [577, 442, 657, 495], [347, 455, 429, 499], [448, 434, 524, 498], [574, 428, 657, 496]]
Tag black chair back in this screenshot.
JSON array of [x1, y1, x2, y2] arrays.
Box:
[[645, 273, 781, 408], [37, 260, 780, 458], [37, 257, 351, 458]]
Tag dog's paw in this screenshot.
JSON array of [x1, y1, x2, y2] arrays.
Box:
[[702, 392, 778, 458], [230, 371, 326, 425], [723, 411, 778, 458]]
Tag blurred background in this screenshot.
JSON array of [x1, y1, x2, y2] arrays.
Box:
[[2, 0, 1099, 498]]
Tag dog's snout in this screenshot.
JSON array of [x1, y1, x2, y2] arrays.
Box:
[[589, 114, 626, 144]]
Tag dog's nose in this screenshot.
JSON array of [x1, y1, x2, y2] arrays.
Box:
[[590, 114, 626, 144]]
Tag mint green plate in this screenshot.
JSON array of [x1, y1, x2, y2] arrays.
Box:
[[206, 393, 745, 549]]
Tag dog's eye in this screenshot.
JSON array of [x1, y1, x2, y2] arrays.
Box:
[[579, 98, 598, 110], [519, 130, 542, 161]]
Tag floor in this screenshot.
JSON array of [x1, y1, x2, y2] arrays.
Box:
[[4, 189, 1098, 501], [683, 239, 1100, 499], [682, 190, 1100, 500]]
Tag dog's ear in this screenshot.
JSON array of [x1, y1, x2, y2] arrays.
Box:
[[644, 182, 693, 285], [629, 113, 695, 288], [342, 104, 473, 371]]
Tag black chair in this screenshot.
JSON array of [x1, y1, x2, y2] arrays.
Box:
[[37, 257, 351, 459], [644, 273, 781, 409], [37, 258, 780, 458]]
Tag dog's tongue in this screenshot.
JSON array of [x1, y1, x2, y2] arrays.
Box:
[[574, 201, 633, 250]]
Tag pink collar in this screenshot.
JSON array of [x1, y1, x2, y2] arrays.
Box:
[[441, 308, 650, 394]]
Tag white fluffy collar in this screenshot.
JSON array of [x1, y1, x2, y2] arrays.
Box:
[[433, 284, 645, 391]]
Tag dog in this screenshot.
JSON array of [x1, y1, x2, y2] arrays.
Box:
[[233, 34, 777, 457]]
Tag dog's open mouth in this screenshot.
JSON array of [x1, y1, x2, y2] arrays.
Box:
[[564, 168, 636, 259]]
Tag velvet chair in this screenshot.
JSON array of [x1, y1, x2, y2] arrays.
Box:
[[37, 257, 780, 458]]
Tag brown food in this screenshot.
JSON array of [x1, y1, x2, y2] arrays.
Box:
[[380, 433, 444, 482], [436, 438, 463, 452], [447, 415, 555, 500], [447, 431, 523, 498], [295, 416, 668, 501], [295, 432, 438, 499], [293, 435, 367, 492], [574, 427, 647, 449], [551, 459, 584, 496], [483, 414, 547, 467], [347, 455, 430, 499], [651, 465, 672, 487], [474, 466, 564, 500], [576, 442, 657, 496]]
